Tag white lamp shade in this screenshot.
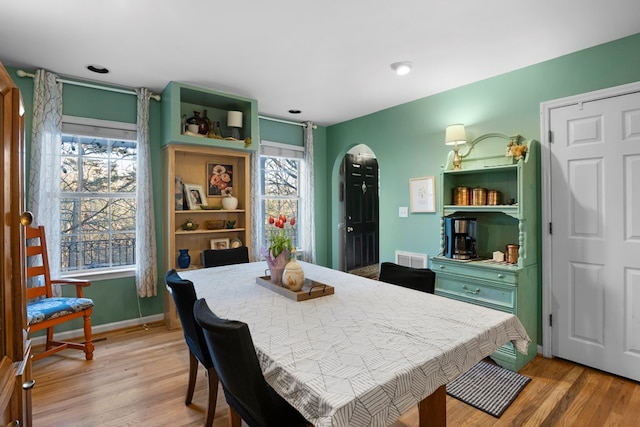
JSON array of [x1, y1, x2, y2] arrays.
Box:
[[445, 124, 467, 145], [227, 111, 243, 128]]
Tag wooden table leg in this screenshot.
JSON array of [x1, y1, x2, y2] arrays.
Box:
[[418, 385, 446, 427]]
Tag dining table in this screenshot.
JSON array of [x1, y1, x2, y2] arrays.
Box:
[[180, 261, 530, 427]]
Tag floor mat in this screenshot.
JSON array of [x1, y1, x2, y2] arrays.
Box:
[[446, 361, 531, 418]]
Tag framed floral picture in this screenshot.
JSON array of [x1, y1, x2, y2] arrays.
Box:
[[207, 163, 233, 196]]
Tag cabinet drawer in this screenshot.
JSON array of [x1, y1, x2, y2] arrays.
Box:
[[431, 258, 517, 285], [435, 273, 515, 312]]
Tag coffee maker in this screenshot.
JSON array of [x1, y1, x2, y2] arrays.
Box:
[[444, 216, 477, 260]]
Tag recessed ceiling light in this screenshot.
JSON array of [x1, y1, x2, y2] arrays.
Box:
[[288, 109, 302, 114], [390, 61, 412, 76], [86, 64, 109, 74]]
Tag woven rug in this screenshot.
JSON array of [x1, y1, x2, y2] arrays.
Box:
[[446, 361, 531, 418]]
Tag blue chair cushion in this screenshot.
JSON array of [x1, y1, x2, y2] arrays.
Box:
[[27, 297, 94, 326]]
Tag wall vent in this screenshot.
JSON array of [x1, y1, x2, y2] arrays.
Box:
[[395, 250, 428, 268]]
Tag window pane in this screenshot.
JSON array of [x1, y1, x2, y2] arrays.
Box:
[[60, 129, 137, 272], [263, 157, 299, 196], [260, 154, 301, 252]]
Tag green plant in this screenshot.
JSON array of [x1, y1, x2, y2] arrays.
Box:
[[267, 214, 295, 258]]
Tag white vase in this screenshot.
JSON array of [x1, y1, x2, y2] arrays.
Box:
[[221, 195, 238, 210], [283, 256, 305, 291]]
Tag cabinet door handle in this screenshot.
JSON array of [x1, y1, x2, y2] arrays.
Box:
[[22, 379, 35, 390], [6, 421, 19, 427], [497, 274, 505, 279], [462, 285, 480, 294], [438, 265, 445, 269]]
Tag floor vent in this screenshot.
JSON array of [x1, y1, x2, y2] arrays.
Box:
[[395, 251, 428, 269]]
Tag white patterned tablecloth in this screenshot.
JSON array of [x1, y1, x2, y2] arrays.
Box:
[[181, 262, 530, 427]]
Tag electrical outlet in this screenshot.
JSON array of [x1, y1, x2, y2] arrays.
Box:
[[399, 206, 408, 217]]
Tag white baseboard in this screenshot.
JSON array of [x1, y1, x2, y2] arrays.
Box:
[[30, 314, 165, 346]]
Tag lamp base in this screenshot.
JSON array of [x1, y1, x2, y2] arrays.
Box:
[[230, 127, 241, 140], [452, 147, 462, 170]]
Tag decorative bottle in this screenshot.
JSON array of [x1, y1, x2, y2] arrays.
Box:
[[186, 111, 209, 136], [177, 249, 191, 269]]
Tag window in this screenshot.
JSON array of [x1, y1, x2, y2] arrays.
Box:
[[259, 141, 304, 253], [59, 117, 137, 273]]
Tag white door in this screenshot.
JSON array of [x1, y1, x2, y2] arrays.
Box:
[[548, 90, 640, 381]]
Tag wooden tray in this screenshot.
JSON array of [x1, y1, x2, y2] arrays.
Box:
[[256, 276, 335, 301]]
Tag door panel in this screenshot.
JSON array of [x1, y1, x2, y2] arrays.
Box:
[[550, 90, 640, 381], [345, 154, 379, 271]]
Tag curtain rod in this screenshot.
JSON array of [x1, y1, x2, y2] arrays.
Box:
[[16, 69, 161, 101], [259, 115, 317, 129]]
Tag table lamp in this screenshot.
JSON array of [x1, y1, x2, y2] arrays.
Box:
[[227, 111, 243, 140]]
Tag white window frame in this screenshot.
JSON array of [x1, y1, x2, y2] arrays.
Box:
[[259, 140, 304, 256], [60, 115, 138, 281]]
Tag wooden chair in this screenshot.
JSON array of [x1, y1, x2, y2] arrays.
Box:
[[378, 262, 436, 294], [25, 225, 94, 361]]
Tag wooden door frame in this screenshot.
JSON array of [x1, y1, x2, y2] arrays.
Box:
[[539, 80, 640, 358]]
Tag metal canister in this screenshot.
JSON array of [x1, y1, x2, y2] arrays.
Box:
[[453, 187, 469, 205], [470, 187, 487, 205], [487, 190, 501, 205], [506, 244, 519, 264]]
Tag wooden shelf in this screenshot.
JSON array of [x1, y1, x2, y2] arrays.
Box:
[[162, 143, 251, 329]]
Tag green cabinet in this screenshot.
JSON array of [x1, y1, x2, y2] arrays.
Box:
[[160, 81, 259, 151], [431, 134, 539, 371]]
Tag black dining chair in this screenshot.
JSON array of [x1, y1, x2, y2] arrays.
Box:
[[193, 298, 311, 427], [201, 246, 249, 268], [378, 262, 436, 294], [164, 270, 219, 427]]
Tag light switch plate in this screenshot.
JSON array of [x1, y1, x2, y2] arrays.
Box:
[[399, 206, 408, 217]]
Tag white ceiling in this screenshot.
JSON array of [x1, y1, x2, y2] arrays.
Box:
[[1, 0, 639, 126]]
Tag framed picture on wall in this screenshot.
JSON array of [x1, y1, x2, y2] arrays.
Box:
[[409, 176, 435, 213], [184, 184, 208, 210], [207, 163, 233, 196]]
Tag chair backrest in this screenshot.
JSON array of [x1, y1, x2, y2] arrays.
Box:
[[378, 262, 436, 294], [201, 246, 249, 268], [25, 225, 53, 300], [164, 270, 213, 368], [193, 298, 281, 426]]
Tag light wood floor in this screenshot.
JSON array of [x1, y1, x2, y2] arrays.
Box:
[[31, 322, 640, 426]]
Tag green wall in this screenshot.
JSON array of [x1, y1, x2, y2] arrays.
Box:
[[8, 31, 640, 333], [10, 68, 165, 331], [324, 32, 640, 342]]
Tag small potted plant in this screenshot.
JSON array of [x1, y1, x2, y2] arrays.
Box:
[[262, 214, 295, 285]]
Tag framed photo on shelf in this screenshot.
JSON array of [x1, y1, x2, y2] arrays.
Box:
[[207, 163, 233, 197], [210, 238, 230, 250], [184, 184, 208, 210], [409, 176, 436, 213]]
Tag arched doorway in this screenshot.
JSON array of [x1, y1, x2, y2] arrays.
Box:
[[339, 145, 379, 278]]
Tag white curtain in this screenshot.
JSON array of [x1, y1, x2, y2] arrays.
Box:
[[135, 88, 158, 297], [28, 69, 63, 290], [301, 122, 316, 263], [249, 151, 261, 261]]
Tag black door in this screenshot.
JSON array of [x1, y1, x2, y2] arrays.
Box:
[[344, 154, 379, 271]]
